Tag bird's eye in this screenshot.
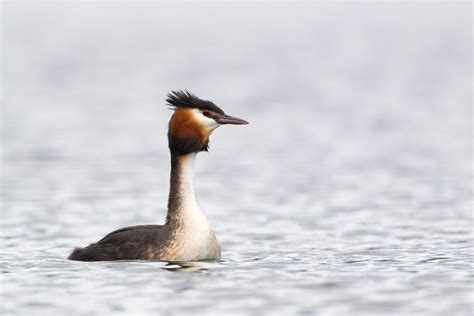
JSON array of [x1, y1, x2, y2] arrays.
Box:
[[203, 111, 212, 117]]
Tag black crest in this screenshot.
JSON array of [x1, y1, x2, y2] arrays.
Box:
[[166, 90, 225, 115]]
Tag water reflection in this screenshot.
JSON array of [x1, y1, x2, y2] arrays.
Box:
[[162, 261, 218, 273]]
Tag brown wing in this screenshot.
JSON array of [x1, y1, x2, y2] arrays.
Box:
[[68, 225, 164, 261], [100, 225, 163, 241]]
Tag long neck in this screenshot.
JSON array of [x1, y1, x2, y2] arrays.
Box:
[[166, 153, 205, 225]]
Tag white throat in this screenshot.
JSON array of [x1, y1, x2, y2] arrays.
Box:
[[179, 153, 198, 208], [175, 153, 209, 226]]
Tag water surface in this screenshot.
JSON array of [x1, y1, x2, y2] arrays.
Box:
[[1, 3, 472, 315]]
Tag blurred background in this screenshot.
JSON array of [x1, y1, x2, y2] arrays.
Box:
[[1, 2, 472, 316]]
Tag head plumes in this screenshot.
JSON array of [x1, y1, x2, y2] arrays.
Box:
[[166, 91, 248, 157], [166, 90, 224, 115]]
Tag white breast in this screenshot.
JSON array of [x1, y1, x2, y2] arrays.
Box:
[[167, 153, 221, 261]]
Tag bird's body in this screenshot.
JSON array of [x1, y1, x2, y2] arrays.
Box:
[[68, 91, 247, 262]]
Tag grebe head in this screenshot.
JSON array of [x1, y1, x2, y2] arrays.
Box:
[[166, 90, 248, 156]]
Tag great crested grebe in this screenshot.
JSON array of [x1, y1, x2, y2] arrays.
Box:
[[68, 90, 248, 261]]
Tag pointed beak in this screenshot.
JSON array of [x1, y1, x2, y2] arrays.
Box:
[[216, 114, 249, 125]]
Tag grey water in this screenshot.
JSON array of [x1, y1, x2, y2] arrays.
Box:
[[1, 3, 472, 316]]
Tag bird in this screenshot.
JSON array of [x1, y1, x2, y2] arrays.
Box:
[[68, 90, 248, 261]]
